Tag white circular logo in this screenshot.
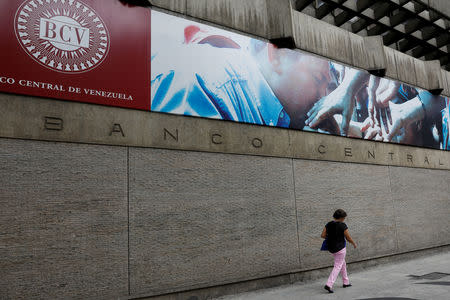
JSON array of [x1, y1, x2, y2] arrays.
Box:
[[15, 0, 110, 74]]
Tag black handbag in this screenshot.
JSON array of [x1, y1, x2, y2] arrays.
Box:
[[320, 238, 328, 251]]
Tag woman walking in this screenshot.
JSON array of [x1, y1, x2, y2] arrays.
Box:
[[321, 209, 357, 293]]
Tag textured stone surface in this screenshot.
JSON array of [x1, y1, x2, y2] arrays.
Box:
[[141, 245, 450, 300], [351, 35, 386, 71], [393, 50, 418, 86], [384, 46, 399, 80], [150, 0, 186, 14], [0, 137, 449, 300], [288, 127, 450, 170], [414, 58, 430, 90], [429, 0, 450, 18], [363, 36, 387, 71], [413, 59, 443, 91], [186, 0, 293, 39], [0, 139, 128, 300], [0, 0, 449, 297], [1, 93, 449, 170], [424, 60, 444, 91], [442, 69, 450, 97], [129, 148, 299, 296], [187, 0, 268, 38], [293, 160, 398, 270], [349, 34, 369, 70], [265, 0, 294, 39], [389, 166, 450, 252], [292, 11, 353, 66]]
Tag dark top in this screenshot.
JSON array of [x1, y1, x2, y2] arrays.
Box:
[[325, 221, 348, 253]]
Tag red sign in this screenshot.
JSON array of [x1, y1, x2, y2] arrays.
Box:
[[0, 0, 150, 110]]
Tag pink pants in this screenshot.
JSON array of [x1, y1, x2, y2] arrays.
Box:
[[326, 247, 349, 288]]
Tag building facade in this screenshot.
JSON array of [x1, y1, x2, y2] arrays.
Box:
[[1, 0, 449, 299]]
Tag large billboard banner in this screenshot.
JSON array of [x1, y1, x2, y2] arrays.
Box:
[[0, 0, 151, 110], [151, 10, 450, 151], [0, 3, 449, 151]]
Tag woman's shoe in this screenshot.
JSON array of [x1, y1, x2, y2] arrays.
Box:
[[343, 284, 352, 288], [324, 285, 334, 293]]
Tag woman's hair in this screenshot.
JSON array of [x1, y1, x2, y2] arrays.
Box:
[[333, 209, 347, 219]]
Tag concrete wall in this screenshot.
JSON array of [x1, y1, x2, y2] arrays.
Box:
[[149, 0, 294, 40], [1, 94, 449, 170], [0, 139, 128, 300], [129, 149, 299, 296], [1, 137, 449, 299], [0, 95, 448, 299]]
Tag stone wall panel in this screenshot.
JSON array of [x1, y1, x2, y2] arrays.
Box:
[[389, 166, 450, 252], [129, 148, 300, 296], [0, 139, 128, 300], [293, 160, 398, 270]]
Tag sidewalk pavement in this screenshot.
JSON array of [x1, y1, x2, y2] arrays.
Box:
[[217, 251, 450, 300]]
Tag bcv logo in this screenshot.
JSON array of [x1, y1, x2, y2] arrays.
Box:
[[39, 17, 90, 50], [15, 0, 110, 73]]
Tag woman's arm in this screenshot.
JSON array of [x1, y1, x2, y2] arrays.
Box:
[[321, 227, 327, 239], [344, 229, 357, 248]]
